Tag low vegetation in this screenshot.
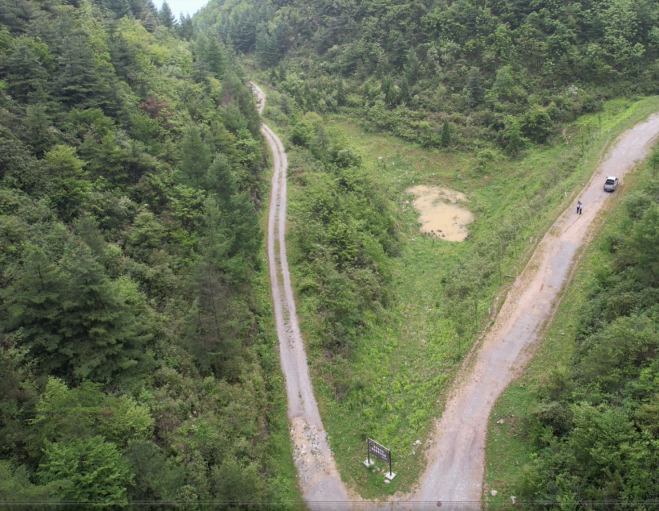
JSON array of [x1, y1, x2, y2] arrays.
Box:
[[485, 140, 659, 508]]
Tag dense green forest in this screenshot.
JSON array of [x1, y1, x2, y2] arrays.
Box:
[[3, 0, 659, 505], [0, 0, 299, 505], [197, 0, 659, 151]]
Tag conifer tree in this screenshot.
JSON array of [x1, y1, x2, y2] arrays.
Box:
[[204, 37, 227, 77], [55, 36, 116, 112], [381, 75, 397, 106], [104, 0, 130, 18], [58, 244, 152, 382], [142, 10, 158, 33], [159, 1, 175, 29], [466, 68, 483, 107], [178, 13, 194, 40], [2, 42, 49, 103], [503, 116, 524, 156], [400, 77, 411, 104], [440, 119, 451, 148], [1, 250, 67, 370], [180, 125, 211, 183], [255, 25, 270, 66], [24, 104, 57, 157], [2, 246, 152, 382], [404, 49, 420, 83]]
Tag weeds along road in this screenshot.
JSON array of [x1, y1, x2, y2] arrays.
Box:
[[251, 82, 351, 510], [253, 81, 659, 510], [411, 113, 659, 509]]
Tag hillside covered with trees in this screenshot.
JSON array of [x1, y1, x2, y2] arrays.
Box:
[[197, 0, 659, 151], [0, 0, 298, 504]]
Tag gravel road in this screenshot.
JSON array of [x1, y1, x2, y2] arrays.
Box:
[[253, 81, 659, 510], [252, 82, 351, 510], [411, 114, 659, 509]]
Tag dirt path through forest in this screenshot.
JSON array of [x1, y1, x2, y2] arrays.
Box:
[[253, 81, 659, 509], [252, 82, 351, 509]]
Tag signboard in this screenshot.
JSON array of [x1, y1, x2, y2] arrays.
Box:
[[368, 438, 391, 464], [364, 438, 395, 480]]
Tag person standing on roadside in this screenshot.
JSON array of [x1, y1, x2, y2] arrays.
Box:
[[577, 200, 583, 215]]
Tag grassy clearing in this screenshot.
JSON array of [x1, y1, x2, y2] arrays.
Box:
[[258, 85, 659, 498], [483, 115, 659, 509]]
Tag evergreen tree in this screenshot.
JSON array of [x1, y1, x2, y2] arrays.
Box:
[[400, 77, 411, 104], [273, 19, 287, 56], [231, 10, 257, 53], [55, 36, 116, 112], [58, 245, 152, 382], [1, 246, 153, 382], [158, 1, 175, 29], [440, 119, 451, 148], [180, 125, 211, 183], [204, 154, 236, 205], [381, 75, 396, 106], [39, 436, 133, 502], [24, 104, 57, 157], [404, 49, 420, 83], [178, 13, 194, 40], [255, 25, 270, 66], [142, 9, 158, 33], [2, 42, 49, 103], [104, 0, 130, 18], [204, 36, 227, 77], [503, 116, 524, 156], [466, 68, 483, 107], [109, 33, 137, 84], [1, 250, 67, 371]]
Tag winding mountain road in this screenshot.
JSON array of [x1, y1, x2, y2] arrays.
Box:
[[252, 83, 350, 509], [253, 81, 659, 509]]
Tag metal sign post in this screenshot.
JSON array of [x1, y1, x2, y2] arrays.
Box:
[[363, 438, 395, 480]]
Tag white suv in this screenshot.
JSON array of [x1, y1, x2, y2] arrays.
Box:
[[604, 176, 619, 192]]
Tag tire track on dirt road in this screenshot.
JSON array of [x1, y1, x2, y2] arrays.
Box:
[[411, 113, 659, 509], [253, 81, 659, 509], [251, 82, 351, 510]]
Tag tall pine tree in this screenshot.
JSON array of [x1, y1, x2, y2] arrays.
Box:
[[440, 119, 451, 148], [158, 1, 175, 29], [180, 125, 211, 183], [1, 246, 153, 383]]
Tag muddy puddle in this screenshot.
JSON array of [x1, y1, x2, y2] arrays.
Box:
[[405, 185, 474, 242]]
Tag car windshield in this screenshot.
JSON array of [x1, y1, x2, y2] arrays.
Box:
[[606, 179, 615, 184]]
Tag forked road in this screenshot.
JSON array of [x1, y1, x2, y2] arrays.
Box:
[[253, 81, 659, 510]]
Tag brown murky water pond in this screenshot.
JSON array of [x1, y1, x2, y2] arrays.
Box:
[[405, 185, 475, 242]]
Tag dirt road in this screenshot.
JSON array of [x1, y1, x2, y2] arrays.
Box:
[[253, 81, 659, 509], [411, 114, 659, 508], [252, 82, 351, 509]]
